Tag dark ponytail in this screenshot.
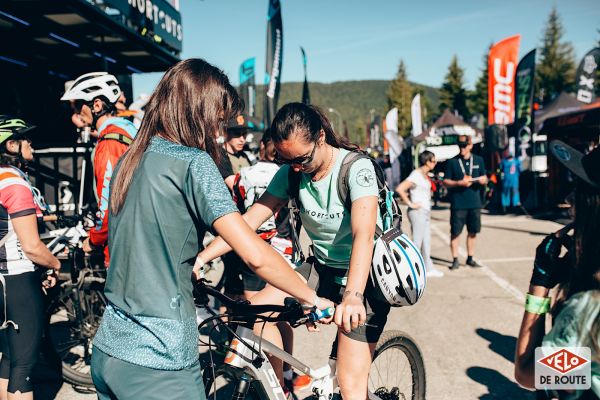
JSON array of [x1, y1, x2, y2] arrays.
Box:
[[271, 103, 358, 151]]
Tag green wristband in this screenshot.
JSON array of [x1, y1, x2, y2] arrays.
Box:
[[525, 294, 551, 315]]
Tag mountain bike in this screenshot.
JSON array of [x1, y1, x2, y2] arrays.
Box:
[[195, 281, 426, 400], [41, 214, 107, 388]]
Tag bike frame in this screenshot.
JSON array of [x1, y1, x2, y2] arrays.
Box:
[[218, 325, 381, 400]]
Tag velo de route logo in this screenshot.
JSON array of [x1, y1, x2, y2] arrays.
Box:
[[535, 347, 591, 391]]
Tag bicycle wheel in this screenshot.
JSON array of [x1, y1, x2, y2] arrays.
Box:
[[369, 330, 426, 400], [45, 277, 107, 388]]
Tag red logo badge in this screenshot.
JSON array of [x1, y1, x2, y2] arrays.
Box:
[[538, 349, 589, 374]]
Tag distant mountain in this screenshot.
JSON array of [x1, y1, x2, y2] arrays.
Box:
[[247, 80, 440, 145]]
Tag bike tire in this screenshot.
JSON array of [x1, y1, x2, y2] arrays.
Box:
[[44, 277, 107, 388], [204, 366, 262, 400], [369, 330, 426, 400]]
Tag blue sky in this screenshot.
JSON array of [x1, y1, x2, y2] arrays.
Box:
[[133, 0, 600, 98]]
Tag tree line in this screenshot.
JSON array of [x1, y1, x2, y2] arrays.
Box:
[[387, 6, 599, 136]]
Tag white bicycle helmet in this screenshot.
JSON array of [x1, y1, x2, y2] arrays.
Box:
[[61, 72, 121, 104], [370, 230, 426, 307]]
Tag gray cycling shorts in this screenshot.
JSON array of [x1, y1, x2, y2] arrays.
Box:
[[91, 347, 205, 400], [296, 258, 390, 346]]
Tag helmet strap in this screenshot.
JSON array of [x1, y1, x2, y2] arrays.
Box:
[[90, 98, 116, 127], [1, 141, 27, 170]]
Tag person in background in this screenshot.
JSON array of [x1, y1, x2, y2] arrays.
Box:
[[0, 116, 61, 400], [224, 115, 253, 174], [515, 141, 599, 399], [500, 150, 522, 214], [61, 72, 138, 267], [231, 129, 309, 394], [443, 135, 488, 270], [220, 114, 256, 301], [396, 150, 444, 278]]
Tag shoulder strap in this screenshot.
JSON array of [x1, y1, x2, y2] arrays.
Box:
[[287, 167, 304, 262], [337, 150, 387, 211], [99, 133, 133, 146], [288, 167, 302, 207]]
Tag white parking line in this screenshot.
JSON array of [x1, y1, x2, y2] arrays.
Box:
[[430, 224, 525, 302], [479, 257, 534, 263]]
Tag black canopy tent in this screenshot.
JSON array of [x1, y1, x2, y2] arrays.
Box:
[[0, 0, 181, 147], [540, 101, 600, 205], [0, 0, 181, 212]]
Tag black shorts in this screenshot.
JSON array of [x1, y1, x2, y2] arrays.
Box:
[[296, 258, 390, 346], [450, 208, 482, 236], [221, 252, 245, 296], [239, 265, 267, 292]]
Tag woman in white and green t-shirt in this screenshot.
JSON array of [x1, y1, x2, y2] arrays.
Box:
[[200, 103, 388, 399]]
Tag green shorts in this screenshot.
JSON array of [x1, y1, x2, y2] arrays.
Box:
[[91, 347, 206, 400]]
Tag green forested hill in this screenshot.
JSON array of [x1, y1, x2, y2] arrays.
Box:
[[249, 80, 440, 146]]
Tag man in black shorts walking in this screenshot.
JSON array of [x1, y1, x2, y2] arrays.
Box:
[[443, 135, 487, 270]]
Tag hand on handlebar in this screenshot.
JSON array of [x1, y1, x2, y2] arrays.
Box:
[[305, 296, 335, 332], [42, 269, 59, 293]]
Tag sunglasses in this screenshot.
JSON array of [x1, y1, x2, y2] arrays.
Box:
[[275, 141, 318, 166]]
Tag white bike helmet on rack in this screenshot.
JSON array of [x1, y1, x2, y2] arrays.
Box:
[[61, 72, 121, 104], [370, 228, 426, 307]]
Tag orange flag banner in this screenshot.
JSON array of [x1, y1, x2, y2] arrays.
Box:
[[488, 34, 521, 125]]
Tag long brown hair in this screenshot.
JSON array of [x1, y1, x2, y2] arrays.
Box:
[[270, 103, 358, 150], [564, 180, 600, 296], [110, 59, 242, 215], [554, 180, 600, 358]]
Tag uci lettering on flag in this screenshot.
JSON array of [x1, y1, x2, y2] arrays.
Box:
[[488, 35, 521, 126]]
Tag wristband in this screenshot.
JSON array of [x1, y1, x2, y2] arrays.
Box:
[[525, 294, 551, 315]]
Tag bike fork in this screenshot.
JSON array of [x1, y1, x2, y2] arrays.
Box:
[[232, 373, 251, 400]]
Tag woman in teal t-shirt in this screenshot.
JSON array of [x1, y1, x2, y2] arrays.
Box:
[[200, 103, 389, 399]]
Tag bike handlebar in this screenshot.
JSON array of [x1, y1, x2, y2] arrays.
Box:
[[194, 280, 333, 327]]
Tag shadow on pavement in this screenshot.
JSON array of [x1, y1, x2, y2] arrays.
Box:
[[467, 366, 534, 399], [478, 224, 550, 237], [431, 256, 453, 267], [476, 328, 517, 364]]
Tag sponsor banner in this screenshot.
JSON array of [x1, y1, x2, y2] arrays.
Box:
[[535, 347, 591, 391], [411, 94, 423, 137], [104, 0, 182, 52], [264, 0, 283, 125], [488, 35, 521, 126], [515, 49, 536, 129], [301, 47, 310, 105], [574, 47, 600, 104], [239, 58, 256, 117]]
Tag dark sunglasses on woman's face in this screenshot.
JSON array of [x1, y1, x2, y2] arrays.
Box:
[[275, 141, 318, 166]]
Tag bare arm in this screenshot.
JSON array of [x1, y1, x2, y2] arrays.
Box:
[[223, 175, 235, 191], [209, 211, 316, 305], [198, 192, 287, 262], [334, 195, 378, 332], [395, 180, 417, 208], [12, 214, 61, 270], [514, 285, 550, 388], [443, 178, 469, 188]]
